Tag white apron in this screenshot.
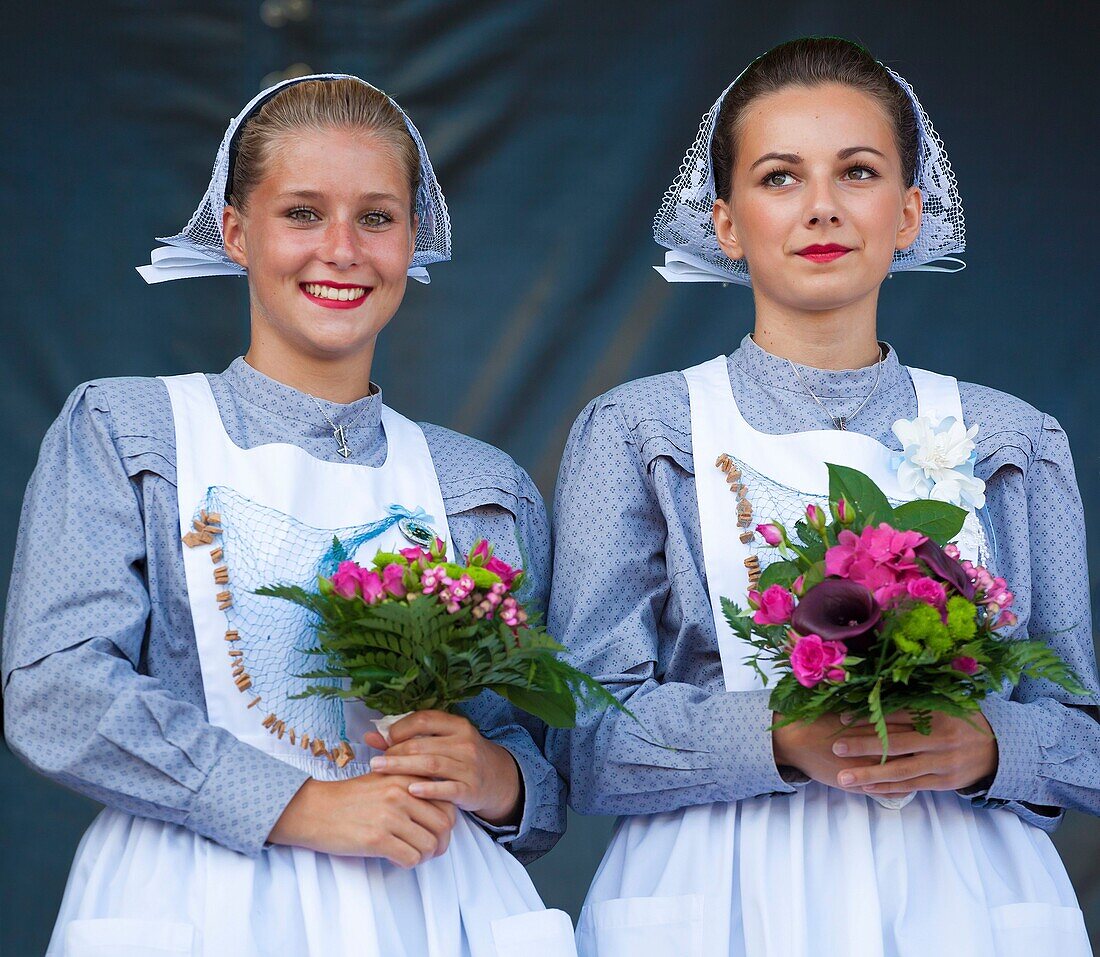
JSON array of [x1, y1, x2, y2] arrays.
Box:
[[48, 373, 576, 957], [576, 357, 1090, 957]]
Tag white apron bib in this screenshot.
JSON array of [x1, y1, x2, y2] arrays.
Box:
[[576, 357, 1089, 957], [48, 373, 576, 957]]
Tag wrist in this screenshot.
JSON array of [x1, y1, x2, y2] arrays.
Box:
[[475, 745, 523, 827], [268, 778, 329, 848]]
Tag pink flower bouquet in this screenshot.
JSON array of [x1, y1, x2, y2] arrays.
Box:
[[259, 538, 625, 728], [722, 465, 1086, 759]]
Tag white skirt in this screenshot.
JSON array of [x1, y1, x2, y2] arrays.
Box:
[[577, 784, 1090, 957], [49, 807, 576, 957]]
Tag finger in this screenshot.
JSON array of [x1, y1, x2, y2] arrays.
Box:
[[377, 834, 426, 870], [833, 731, 940, 759], [407, 780, 469, 805], [837, 756, 932, 789], [405, 793, 460, 838], [862, 774, 943, 795], [844, 713, 916, 729], [371, 753, 468, 782], [390, 817, 444, 863], [387, 710, 468, 744], [362, 731, 389, 751]]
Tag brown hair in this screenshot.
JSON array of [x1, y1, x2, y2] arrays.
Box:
[[227, 78, 421, 210], [711, 38, 919, 200]]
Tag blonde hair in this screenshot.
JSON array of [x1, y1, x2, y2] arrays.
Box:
[[227, 78, 421, 210]]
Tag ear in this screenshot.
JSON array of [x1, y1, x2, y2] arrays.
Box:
[[222, 205, 249, 269], [713, 198, 745, 261], [895, 185, 923, 252], [408, 212, 418, 264]]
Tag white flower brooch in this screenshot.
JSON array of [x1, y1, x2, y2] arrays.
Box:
[[891, 416, 986, 511]]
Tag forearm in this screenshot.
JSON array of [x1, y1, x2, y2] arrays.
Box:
[[548, 679, 794, 816], [979, 694, 1100, 820], [3, 640, 307, 855]]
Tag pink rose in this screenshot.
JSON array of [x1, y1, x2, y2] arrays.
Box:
[[332, 560, 363, 599], [399, 546, 429, 564], [756, 523, 785, 547], [468, 540, 492, 563], [381, 563, 407, 598], [358, 569, 384, 603], [805, 503, 827, 530], [873, 581, 909, 608], [485, 555, 519, 588], [951, 656, 980, 675], [789, 633, 848, 688], [906, 576, 947, 611], [752, 584, 796, 625], [995, 610, 1018, 630]]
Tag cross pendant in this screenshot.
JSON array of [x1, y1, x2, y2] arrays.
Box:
[[333, 425, 351, 458]]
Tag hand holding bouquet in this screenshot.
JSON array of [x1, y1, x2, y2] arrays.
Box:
[[722, 465, 1086, 764], [259, 538, 625, 731]]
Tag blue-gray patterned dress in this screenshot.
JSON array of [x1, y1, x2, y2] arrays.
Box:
[[546, 335, 1100, 830], [2, 358, 564, 863]]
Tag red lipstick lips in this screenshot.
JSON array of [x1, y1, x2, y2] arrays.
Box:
[[796, 244, 852, 264], [300, 281, 370, 310]]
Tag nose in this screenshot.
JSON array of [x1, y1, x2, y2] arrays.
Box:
[[803, 178, 843, 228], [319, 220, 360, 270]]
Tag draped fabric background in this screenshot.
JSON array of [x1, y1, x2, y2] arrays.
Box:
[[2, 2, 1096, 952]]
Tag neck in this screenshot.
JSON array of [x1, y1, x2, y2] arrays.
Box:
[[750, 291, 882, 370], [244, 336, 376, 403]]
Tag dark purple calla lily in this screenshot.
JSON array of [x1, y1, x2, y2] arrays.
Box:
[[913, 539, 975, 599], [791, 578, 882, 654]]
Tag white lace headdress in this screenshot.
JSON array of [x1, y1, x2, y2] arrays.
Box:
[[137, 73, 451, 285], [653, 65, 964, 285]]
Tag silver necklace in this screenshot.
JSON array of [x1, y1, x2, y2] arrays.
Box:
[[785, 347, 885, 431], [307, 393, 371, 458]]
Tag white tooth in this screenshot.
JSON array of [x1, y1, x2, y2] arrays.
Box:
[[338, 288, 350, 301]]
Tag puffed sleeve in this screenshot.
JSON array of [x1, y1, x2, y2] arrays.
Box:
[[975, 414, 1100, 827], [2, 383, 308, 856], [544, 396, 795, 817]]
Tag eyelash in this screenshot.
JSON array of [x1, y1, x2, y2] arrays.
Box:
[[761, 164, 880, 187], [286, 207, 395, 227]]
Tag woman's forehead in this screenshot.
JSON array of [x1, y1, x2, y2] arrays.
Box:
[[258, 129, 412, 197], [737, 84, 896, 157]]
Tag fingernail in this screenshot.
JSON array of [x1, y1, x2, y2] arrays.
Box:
[[370, 757, 387, 770], [840, 713, 854, 725], [833, 742, 849, 756], [408, 783, 425, 795], [838, 772, 855, 786]]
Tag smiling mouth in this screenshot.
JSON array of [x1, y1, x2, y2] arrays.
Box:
[[300, 282, 371, 309]]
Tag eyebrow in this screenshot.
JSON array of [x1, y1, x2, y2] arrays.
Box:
[[749, 145, 887, 170], [277, 189, 404, 203]]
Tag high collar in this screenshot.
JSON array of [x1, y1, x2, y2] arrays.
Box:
[[729, 333, 909, 399], [221, 357, 384, 435]]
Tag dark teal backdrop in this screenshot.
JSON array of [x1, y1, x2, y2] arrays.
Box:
[[2, 2, 1097, 954]]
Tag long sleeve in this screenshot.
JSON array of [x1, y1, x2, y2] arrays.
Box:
[[545, 393, 794, 816], [2, 383, 308, 856], [447, 468, 567, 862], [976, 414, 1100, 827]]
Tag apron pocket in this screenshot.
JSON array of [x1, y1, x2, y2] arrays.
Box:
[[64, 919, 194, 956], [989, 903, 1091, 957], [588, 894, 704, 957], [491, 908, 578, 956]]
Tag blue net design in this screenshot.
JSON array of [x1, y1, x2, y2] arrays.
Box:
[[198, 486, 435, 746], [726, 453, 990, 574]]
